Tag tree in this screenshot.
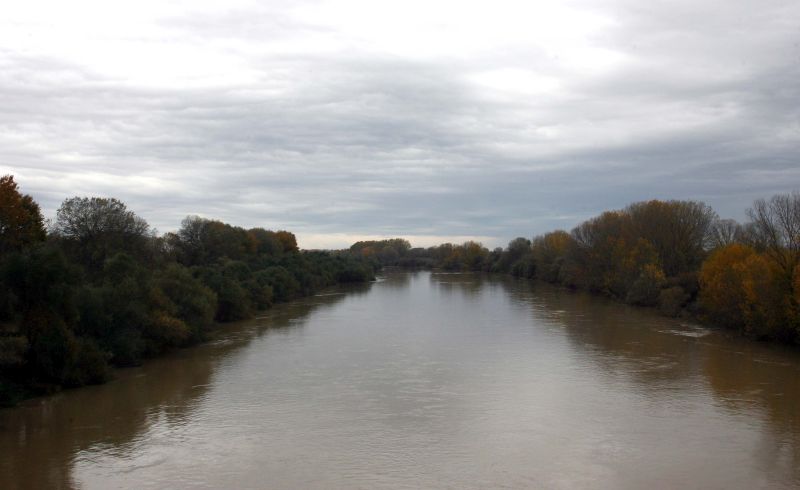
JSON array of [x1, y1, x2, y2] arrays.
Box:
[[3, 245, 79, 320], [349, 238, 410, 265], [52, 197, 151, 270], [746, 192, 800, 279], [248, 228, 283, 257], [531, 230, 573, 283], [0, 175, 45, 252], [626, 263, 666, 306], [3, 246, 83, 381], [698, 243, 795, 339], [275, 230, 299, 253], [174, 216, 261, 265], [151, 264, 217, 338], [708, 219, 743, 250], [627, 200, 717, 276], [175, 215, 208, 264], [565, 211, 626, 291], [494, 237, 532, 273]]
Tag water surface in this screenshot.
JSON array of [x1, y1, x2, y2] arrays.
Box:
[[1, 272, 799, 489]]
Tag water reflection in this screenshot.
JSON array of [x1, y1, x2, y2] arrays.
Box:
[[0, 284, 364, 489], [499, 276, 800, 483], [374, 268, 413, 289], [428, 271, 491, 299], [2, 273, 800, 489]]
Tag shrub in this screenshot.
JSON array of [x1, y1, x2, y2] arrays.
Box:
[[626, 264, 666, 306]]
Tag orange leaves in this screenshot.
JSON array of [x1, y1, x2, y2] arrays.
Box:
[[0, 175, 46, 252], [275, 231, 298, 253], [699, 244, 757, 329], [438, 241, 489, 271], [700, 244, 795, 339]]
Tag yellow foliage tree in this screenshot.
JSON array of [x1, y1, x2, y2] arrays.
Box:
[[532, 230, 573, 283], [700, 244, 796, 340], [699, 244, 756, 329]]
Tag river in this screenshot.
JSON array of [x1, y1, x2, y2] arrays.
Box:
[[1, 271, 799, 489]]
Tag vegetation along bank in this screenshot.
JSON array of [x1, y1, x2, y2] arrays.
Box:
[[0, 175, 375, 407], [3, 172, 799, 407], [347, 193, 800, 345]]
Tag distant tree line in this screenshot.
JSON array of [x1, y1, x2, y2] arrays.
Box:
[[0, 175, 374, 406], [349, 194, 800, 345]]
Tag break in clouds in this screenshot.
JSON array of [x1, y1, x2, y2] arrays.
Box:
[[1, 0, 798, 248]]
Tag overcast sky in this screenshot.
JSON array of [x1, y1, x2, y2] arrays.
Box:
[[2, 0, 798, 248]]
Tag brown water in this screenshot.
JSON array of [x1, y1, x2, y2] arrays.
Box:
[[1, 271, 800, 489]]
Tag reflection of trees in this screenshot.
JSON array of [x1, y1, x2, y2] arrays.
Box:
[[498, 275, 800, 482], [0, 285, 361, 489], [521, 282, 701, 386], [428, 272, 485, 299], [703, 341, 800, 480], [374, 270, 414, 290], [419, 271, 800, 475], [4, 273, 799, 487], [0, 349, 221, 489]]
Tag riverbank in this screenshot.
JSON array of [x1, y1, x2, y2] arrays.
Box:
[[3, 271, 799, 489], [347, 194, 800, 347], [409, 265, 799, 349], [0, 176, 378, 408], [0, 268, 376, 409]]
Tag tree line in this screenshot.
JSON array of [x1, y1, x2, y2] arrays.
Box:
[[0, 175, 374, 406], [348, 193, 800, 344]]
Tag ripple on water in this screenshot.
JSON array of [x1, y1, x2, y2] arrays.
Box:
[[3, 272, 800, 490]]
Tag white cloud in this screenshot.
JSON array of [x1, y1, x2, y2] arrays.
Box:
[[1, 0, 799, 247]]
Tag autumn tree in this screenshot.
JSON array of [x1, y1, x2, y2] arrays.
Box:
[[349, 238, 410, 265], [531, 230, 573, 283], [460, 241, 489, 270], [0, 175, 46, 253], [275, 230, 299, 253], [248, 228, 283, 257], [626, 263, 666, 306], [699, 243, 796, 340], [567, 211, 633, 292]]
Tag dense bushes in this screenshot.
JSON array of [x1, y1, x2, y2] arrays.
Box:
[[0, 175, 374, 406]]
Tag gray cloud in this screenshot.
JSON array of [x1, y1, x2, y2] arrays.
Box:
[[1, 0, 798, 248]]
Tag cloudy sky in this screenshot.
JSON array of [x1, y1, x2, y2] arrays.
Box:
[[2, 0, 798, 248]]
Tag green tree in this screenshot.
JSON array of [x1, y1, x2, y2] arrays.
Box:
[[626, 200, 717, 277], [52, 197, 152, 271]]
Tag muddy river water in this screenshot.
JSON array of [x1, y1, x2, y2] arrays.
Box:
[[1, 271, 799, 489]]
